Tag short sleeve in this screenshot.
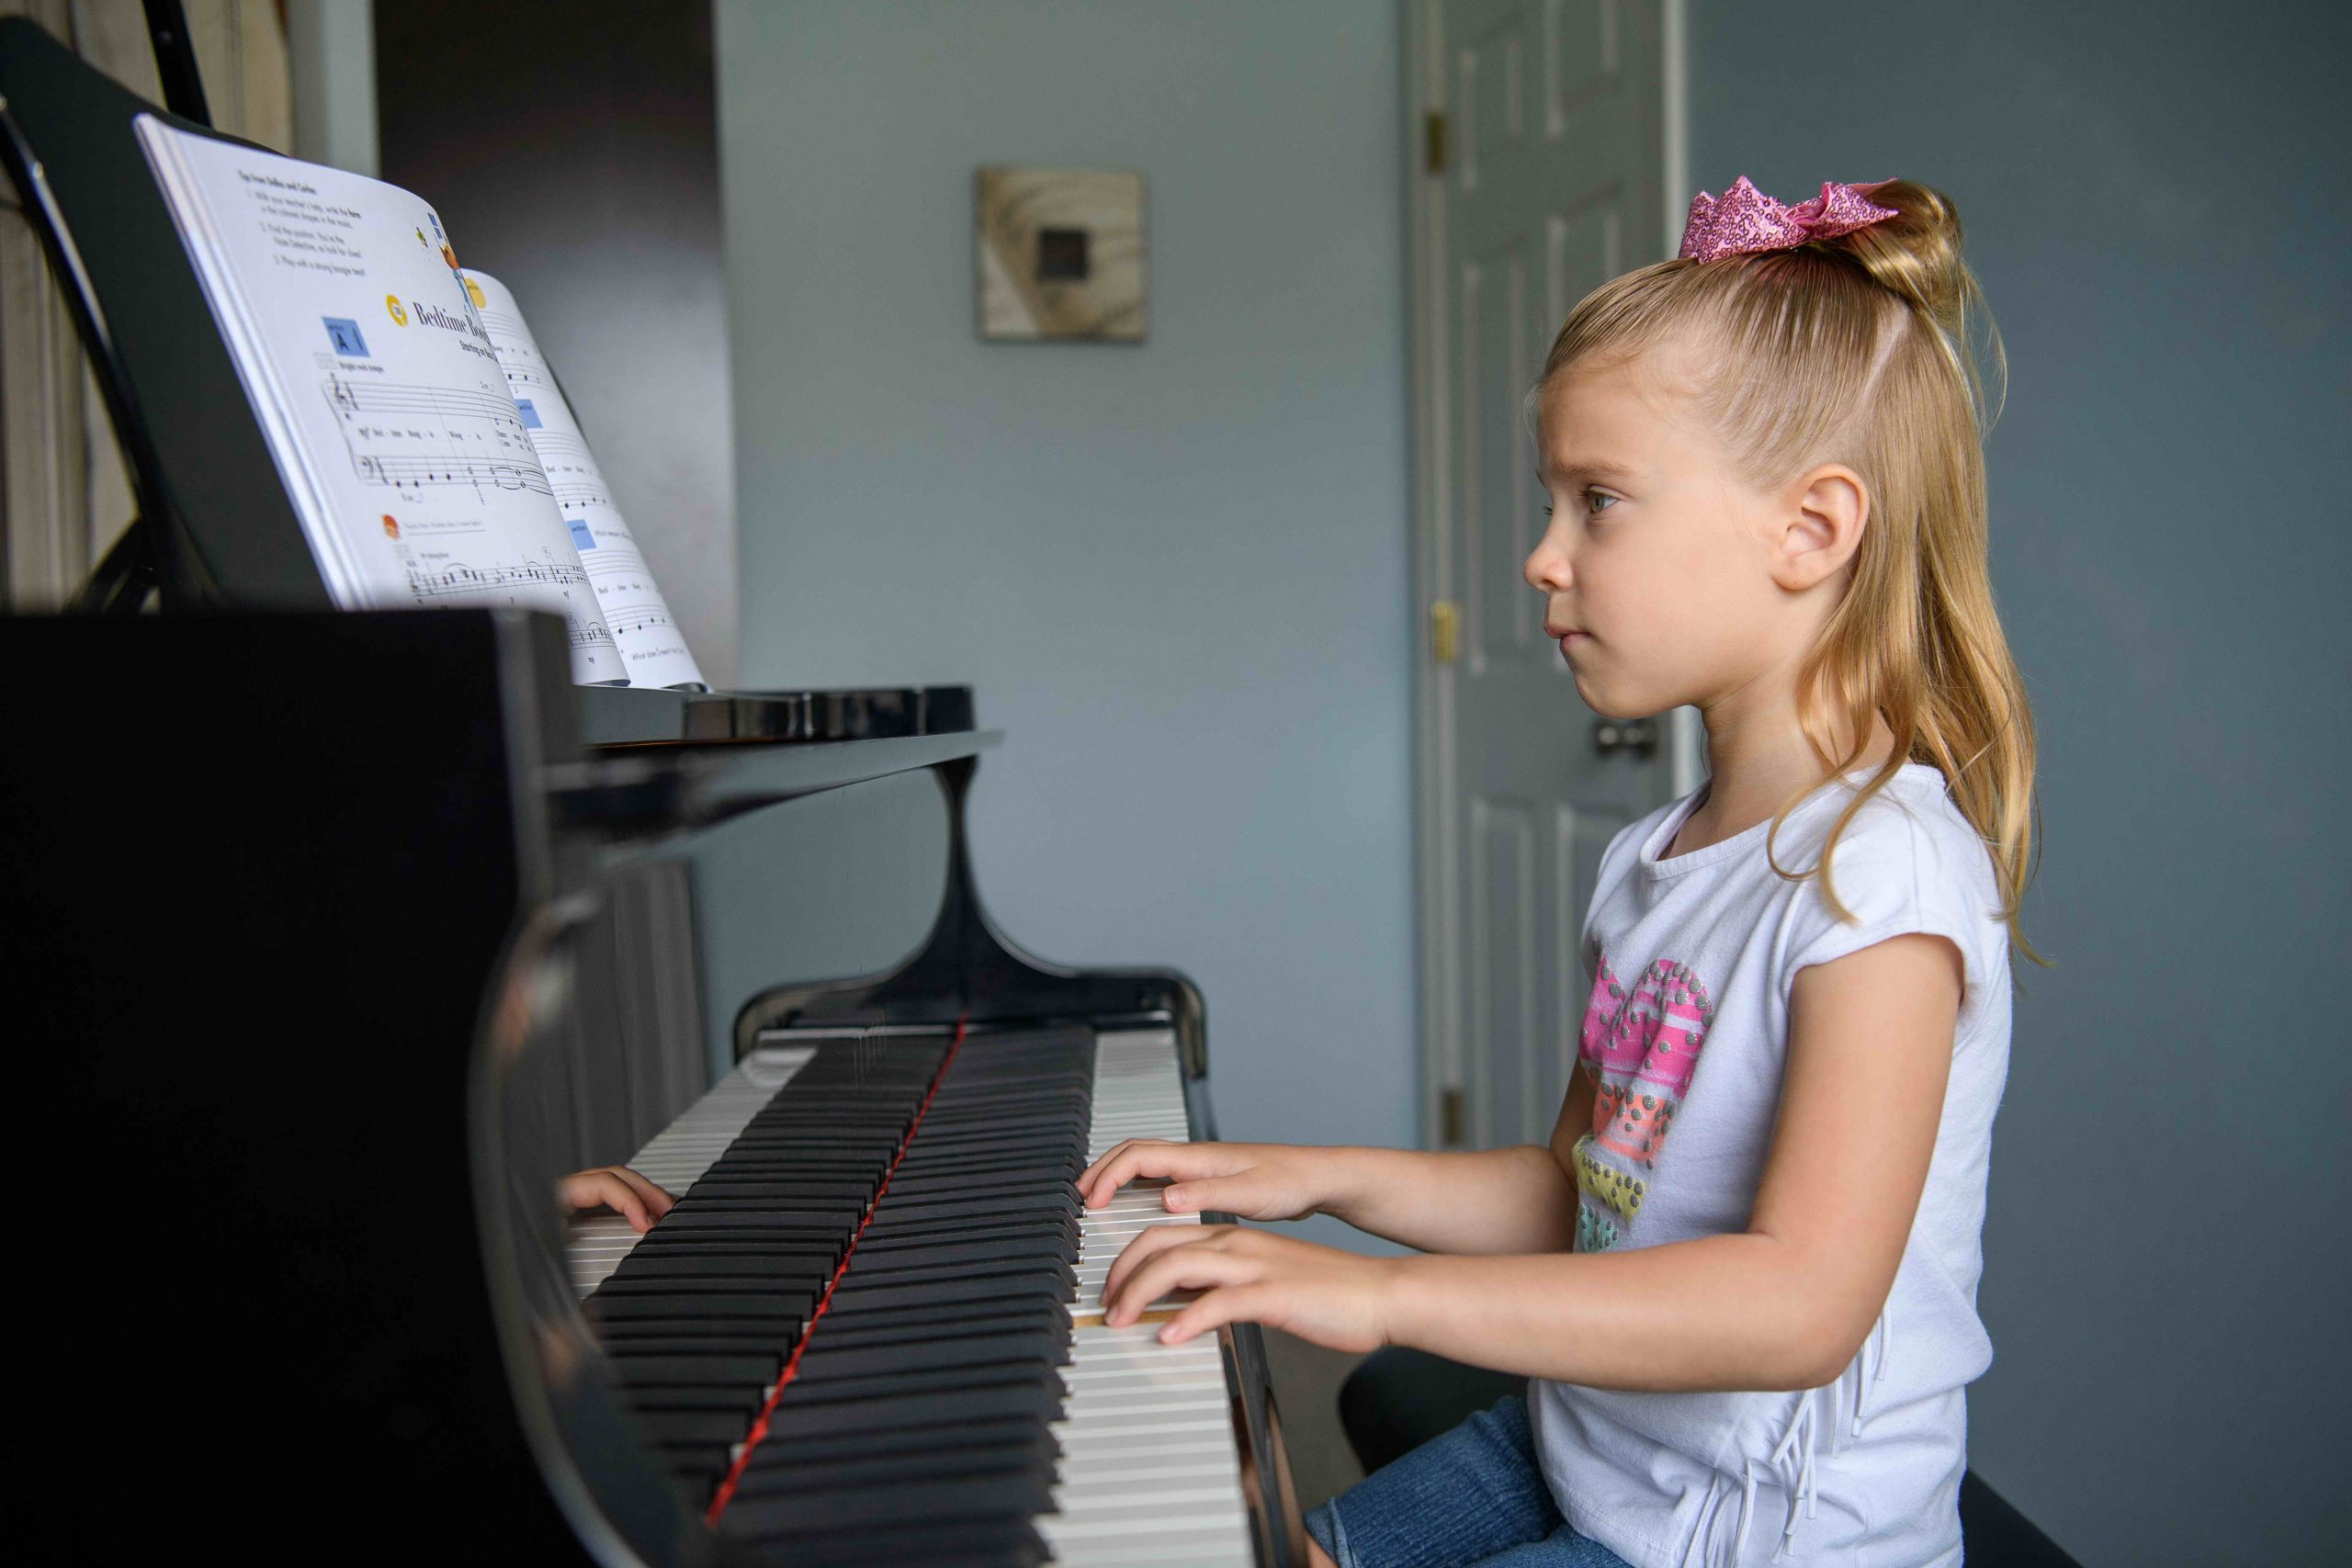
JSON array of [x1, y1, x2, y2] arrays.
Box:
[[1777, 794, 2003, 1036]]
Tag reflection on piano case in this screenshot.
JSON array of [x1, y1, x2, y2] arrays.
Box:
[[0, 13, 1306, 1563]]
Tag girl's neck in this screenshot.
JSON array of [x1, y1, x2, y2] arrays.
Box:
[[1668, 680, 1898, 859]]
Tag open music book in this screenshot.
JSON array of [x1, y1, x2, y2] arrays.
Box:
[[136, 118, 705, 688]]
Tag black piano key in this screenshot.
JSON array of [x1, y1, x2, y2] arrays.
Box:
[[870, 1193, 1078, 1226], [624, 1235, 844, 1266], [656, 1206, 866, 1230], [808, 1302, 1072, 1347], [722, 1517, 1049, 1568], [686, 1184, 879, 1213], [725, 1442, 1053, 1499], [907, 1088, 1080, 1113], [754, 1381, 1063, 1441], [607, 1383, 765, 1414], [638, 1408, 763, 1448], [910, 1111, 1087, 1136], [824, 1271, 1070, 1314], [594, 1273, 831, 1299], [770, 1362, 1061, 1409], [592, 1292, 814, 1322], [896, 1130, 1084, 1156], [599, 1354, 779, 1387], [705, 1151, 893, 1170], [855, 1213, 1076, 1248], [592, 1336, 791, 1358], [841, 1236, 1074, 1274], [592, 1277, 823, 1308], [734, 1117, 910, 1133], [742, 1109, 908, 1123], [719, 1472, 1055, 1538], [598, 1269, 834, 1294], [873, 1176, 1079, 1207], [850, 1217, 1075, 1254], [882, 1153, 1082, 1184], [877, 1168, 1080, 1197], [736, 1415, 1057, 1471], [670, 1184, 876, 1202], [740, 1109, 910, 1122], [657, 1444, 736, 1485], [606, 1250, 837, 1280], [791, 1328, 1062, 1382], [825, 1257, 1076, 1294], [595, 1316, 807, 1342]]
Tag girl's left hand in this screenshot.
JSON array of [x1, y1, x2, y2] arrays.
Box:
[[560, 1165, 675, 1233], [1102, 1224, 1400, 1353]]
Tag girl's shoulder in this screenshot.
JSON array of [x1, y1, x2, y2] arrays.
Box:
[[1777, 763, 2012, 1032]]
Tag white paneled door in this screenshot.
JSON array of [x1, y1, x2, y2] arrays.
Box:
[[1410, 0, 1686, 1151]]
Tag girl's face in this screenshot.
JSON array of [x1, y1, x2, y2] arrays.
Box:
[[1523, 339, 1804, 721]]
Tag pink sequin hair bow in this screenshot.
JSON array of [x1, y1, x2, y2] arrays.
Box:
[[1677, 176, 1899, 263]]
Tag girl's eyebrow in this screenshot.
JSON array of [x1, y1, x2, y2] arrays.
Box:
[[1538, 457, 1640, 487]]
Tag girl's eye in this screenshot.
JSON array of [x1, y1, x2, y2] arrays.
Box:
[[1543, 490, 1620, 519]]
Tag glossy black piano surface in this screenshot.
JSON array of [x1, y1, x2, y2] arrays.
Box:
[[4, 611, 1305, 1566]]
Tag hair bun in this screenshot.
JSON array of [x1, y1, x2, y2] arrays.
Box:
[[1829, 180, 1971, 332], [1830, 179, 1999, 424]]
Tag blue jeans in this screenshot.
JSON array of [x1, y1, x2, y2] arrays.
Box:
[[1305, 1396, 1634, 1568]]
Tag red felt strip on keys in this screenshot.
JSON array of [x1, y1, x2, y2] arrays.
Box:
[[704, 1016, 968, 1525]]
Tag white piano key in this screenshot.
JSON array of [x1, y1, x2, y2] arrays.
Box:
[[1045, 1029, 1257, 1567]]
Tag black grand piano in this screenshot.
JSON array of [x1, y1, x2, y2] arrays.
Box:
[[3, 17, 1306, 1565]]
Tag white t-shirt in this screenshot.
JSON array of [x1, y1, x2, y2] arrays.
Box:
[[1530, 762, 2013, 1568]]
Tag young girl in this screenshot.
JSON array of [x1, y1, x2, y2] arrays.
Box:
[[1081, 176, 2035, 1568]]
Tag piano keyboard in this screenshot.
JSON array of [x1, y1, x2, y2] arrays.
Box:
[[564, 1026, 1257, 1566]]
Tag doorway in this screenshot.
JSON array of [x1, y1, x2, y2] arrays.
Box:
[[1405, 0, 1700, 1152]]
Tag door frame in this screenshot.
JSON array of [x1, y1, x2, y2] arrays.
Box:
[[1403, 0, 1699, 1149]]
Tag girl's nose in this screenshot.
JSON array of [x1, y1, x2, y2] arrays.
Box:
[[1524, 531, 1572, 593]]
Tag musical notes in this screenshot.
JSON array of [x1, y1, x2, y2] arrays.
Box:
[[324, 374, 552, 498], [465, 269, 707, 689], [401, 553, 594, 601]]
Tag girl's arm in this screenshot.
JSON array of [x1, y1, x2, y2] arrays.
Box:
[[1102, 932, 1961, 1393], [1081, 1071, 1589, 1256]]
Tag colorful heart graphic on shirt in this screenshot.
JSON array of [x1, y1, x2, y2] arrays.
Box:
[[1573, 956, 1715, 1230]]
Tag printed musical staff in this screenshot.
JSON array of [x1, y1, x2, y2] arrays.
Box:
[[401, 554, 595, 600], [355, 454, 553, 493], [324, 373, 555, 500], [323, 377, 527, 427]]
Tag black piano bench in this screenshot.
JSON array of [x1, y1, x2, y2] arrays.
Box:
[[1335, 1347, 2083, 1566]]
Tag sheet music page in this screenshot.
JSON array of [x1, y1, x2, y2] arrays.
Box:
[[463, 270, 707, 690], [134, 119, 626, 684]]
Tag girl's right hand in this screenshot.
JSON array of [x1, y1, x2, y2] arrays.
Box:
[[1079, 1139, 1333, 1223]]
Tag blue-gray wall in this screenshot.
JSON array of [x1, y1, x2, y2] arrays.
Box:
[[713, 0, 1419, 1242], [1688, 3, 2352, 1562]]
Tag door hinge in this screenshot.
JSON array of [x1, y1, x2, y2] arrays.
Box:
[[1440, 1087, 1464, 1146], [1429, 599, 1461, 664], [1425, 110, 1449, 174]]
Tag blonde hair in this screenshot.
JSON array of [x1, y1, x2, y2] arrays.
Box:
[[1540, 180, 2041, 963]]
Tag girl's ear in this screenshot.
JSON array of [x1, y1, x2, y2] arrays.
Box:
[[1767, 464, 1871, 592]]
